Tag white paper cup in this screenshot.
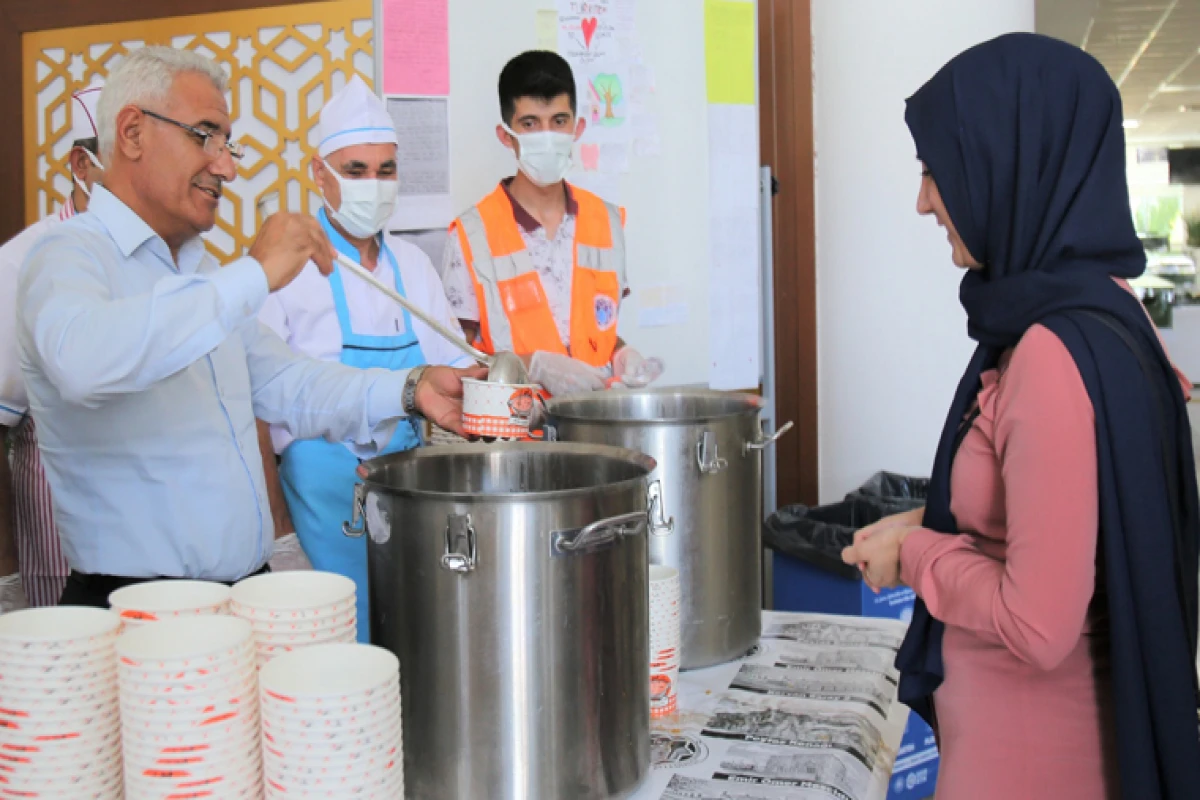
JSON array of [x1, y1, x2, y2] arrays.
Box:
[[461, 378, 548, 441], [264, 765, 401, 797], [108, 580, 231, 625], [230, 572, 355, 614], [648, 564, 681, 719], [3, 765, 123, 798], [259, 644, 397, 700], [117, 615, 252, 664], [0, 607, 121, 654]]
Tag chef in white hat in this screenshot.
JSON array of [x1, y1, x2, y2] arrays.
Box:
[[258, 75, 473, 641], [0, 82, 106, 612]]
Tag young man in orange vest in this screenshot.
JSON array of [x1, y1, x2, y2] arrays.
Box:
[[441, 51, 663, 396]]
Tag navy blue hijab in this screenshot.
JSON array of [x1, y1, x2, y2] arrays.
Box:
[[898, 33, 1200, 797]]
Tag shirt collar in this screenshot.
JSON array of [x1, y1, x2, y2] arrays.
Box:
[[88, 185, 208, 272], [501, 177, 578, 233], [88, 186, 161, 258]]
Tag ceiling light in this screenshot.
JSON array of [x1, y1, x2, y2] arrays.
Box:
[[1124, 119, 1141, 128]]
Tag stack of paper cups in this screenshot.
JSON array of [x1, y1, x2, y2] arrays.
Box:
[[648, 564, 682, 719], [118, 616, 262, 798], [108, 580, 231, 630], [0, 607, 124, 798], [259, 643, 403, 798], [229, 572, 357, 668]]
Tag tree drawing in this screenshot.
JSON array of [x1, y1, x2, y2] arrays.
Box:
[[593, 74, 623, 121]]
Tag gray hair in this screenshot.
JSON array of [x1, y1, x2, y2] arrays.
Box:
[[96, 46, 228, 159]]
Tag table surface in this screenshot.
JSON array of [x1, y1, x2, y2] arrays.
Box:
[[630, 610, 910, 800]]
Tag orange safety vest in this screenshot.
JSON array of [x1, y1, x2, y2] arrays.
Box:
[[449, 183, 626, 368]]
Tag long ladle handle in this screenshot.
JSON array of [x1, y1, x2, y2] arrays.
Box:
[[334, 252, 493, 366]]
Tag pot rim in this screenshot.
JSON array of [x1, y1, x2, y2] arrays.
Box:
[[545, 387, 764, 425], [358, 441, 657, 501]]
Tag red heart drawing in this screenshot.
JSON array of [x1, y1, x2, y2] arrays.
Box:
[[581, 17, 598, 48]]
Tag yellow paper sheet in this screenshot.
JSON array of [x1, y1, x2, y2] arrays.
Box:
[[535, 9, 558, 52], [704, 0, 755, 105]]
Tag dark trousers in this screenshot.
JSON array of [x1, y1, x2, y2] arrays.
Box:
[[58, 563, 271, 608]]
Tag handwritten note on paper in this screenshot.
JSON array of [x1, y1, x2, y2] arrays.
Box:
[[704, 0, 756, 105], [387, 98, 450, 195], [381, 0, 449, 97], [385, 98, 453, 230]]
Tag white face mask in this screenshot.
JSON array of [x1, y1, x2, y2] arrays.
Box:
[[73, 148, 104, 201], [503, 124, 575, 187], [326, 167, 399, 239]]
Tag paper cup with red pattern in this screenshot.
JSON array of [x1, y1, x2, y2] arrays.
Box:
[[648, 564, 681, 719], [117, 615, 261, 800], [108, 580, 232, 630], [0, 607, 124, 799], [0, 607, 121, 657], [259, 644, 403, 797], [461, 378, 549, 441]]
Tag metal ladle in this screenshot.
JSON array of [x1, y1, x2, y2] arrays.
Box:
[[334, 253, 530, 384]]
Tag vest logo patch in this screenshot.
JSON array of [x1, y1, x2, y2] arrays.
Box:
[[594, 294, 618, 331]]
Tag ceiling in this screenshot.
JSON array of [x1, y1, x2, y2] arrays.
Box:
[[1038, 0, 1200, 146]]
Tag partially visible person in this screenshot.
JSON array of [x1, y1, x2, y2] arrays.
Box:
[[441, 50, 663, 396], [0, 83, 105, 610], [841, 34, 1200, 800], [259, 76, 474, 641], [16, 47, 480, 609]]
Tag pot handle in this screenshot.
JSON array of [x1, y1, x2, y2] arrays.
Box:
[[342, 483, 367, 538], [553, 511, 646, 555], [745, 420, 795, 453], [441, 513, 477, 573], [697, 430, 728, 474], [647, 480, 674, 536]]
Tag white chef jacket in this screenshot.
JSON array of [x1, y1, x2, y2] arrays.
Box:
[[260, 232, 473, 455]]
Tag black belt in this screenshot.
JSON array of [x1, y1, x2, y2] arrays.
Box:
[[69, 562, 271, 596]]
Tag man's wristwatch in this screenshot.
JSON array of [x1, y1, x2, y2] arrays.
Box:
[[402, 366, 428, 417]]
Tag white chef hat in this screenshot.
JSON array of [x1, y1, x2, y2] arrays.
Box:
[[69, 83, 104, 144], [317, 75, 397, 159]]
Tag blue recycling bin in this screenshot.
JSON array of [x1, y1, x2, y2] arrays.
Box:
[[766, 475, 938, 800]]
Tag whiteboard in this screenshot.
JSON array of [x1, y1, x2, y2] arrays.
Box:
[[377, 0, 760, 389]]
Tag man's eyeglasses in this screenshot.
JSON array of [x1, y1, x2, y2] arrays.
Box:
[[140, 108, 244, 161]]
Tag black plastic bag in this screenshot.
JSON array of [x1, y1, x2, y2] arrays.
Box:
[[763, 498, 888, 580], [845, 471, 929, 515], [764, 472, 929, 581]]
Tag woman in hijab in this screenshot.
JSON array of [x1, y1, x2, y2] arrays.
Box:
[[841, 33, 1200, 800]]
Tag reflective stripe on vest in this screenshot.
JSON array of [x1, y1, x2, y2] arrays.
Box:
[[452, 183, 626, 367]]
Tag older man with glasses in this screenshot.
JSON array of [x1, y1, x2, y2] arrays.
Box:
[[15, 46, 482, 608]]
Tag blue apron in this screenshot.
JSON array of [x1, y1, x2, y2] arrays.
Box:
[[280, 210, 425, 643]]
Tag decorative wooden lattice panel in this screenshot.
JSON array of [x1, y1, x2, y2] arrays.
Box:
[[22, 0, 373, 263]]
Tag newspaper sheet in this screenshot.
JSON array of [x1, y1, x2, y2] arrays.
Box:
[[630, 611, 910, 800]]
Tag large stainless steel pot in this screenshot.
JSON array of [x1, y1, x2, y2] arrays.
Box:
[[544, 389, 792, 670], [344, 442, 672, 800]]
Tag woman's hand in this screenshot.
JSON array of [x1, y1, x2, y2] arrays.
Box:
[[842, 518, 920, 593]]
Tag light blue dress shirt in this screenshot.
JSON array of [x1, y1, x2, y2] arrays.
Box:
[[16, 186, 409, 580]]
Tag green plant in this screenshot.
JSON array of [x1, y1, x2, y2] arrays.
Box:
[[1185, 216, 1200, 247], [1133, 195, 1182, 238]]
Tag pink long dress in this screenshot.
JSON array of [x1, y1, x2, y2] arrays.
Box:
[[899, 313, 1190, 800]]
